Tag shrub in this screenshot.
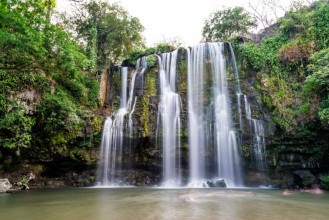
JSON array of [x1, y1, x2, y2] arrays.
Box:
[[320, 174, 329, 190], [278, 38, 314, 63]]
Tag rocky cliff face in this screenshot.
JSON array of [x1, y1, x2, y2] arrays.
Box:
[[233, 42, 329, 188], [96, 45, 328, 188], [2, 45, 326, 189]]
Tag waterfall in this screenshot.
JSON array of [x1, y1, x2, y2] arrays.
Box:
[[243, 94, 267, 171], [210, 43, 243, 187], [96, 42, 267, 187], [127, 57, 147, 141], [186, 44, 206, 185], [97, 67, 128, 185], [229, 45, 267, 172], [97, 57, 148, 186], [186, 43, 242, 187], [157, 50, 182, 187], [252, 119, 266, 172], [229, 44, 243, 130], [139, 57, 148, 94]]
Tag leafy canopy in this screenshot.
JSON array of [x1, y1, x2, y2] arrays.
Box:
[[69, 0, 145, 72], [202, 7, 257, 42], [0, 0, 98, 157]]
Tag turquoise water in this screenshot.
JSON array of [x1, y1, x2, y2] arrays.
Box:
[[1, 188, 328, 220]]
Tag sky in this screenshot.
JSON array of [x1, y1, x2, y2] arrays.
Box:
[[55, 0, 300, 47]]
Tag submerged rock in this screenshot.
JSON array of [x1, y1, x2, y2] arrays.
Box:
[[0, 178, 12, 193]]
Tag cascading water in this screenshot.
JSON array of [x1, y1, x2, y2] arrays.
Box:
[[244, 94, 267, 171], [97, 57, 147, 186], [210, 43, 243, 187], [229, 44, 243, 130], [186, 43, 242, 187], [138, 57, 148, 94], [97, 67, 128, 185], [97, 42, 267, 187], [229, 46, 267, 172], [127, 58, 147, 143], [252, 119, 266, 171], [157, 50, 182, 187], [186, 44, 206, 186]]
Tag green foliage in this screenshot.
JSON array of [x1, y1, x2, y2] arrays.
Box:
[[140, 95, 149, 137], [20, 175, 28, 184], [37, 89, 83, 137], [81, 76, 100, 106], [78, 177, 91, 186], [70, 0, 145, 70], [0, 93, 7, 116], [146, 54, 157, 67], [304, 48, 329, 126], [241, 145, 251, 158], [145, 47, 156, 55], [319, 96, 329, 127], [305, 48, 329, 96], [155, 43, 175, 54], [91, 116, 103, 135], [278, 38, 314, 64], [278, 5, 312, 39], [320, 174, 329, 190], [0, 103, 35, 153], [145, 69, 157, 96], [298, 103, 310, 115], [0, 0, 103, 162], [128, 49, 144, 66], [128, 44, 174, 66], [234, 42, 265, 71], [232, 1, 329, 134], [202, 7, 257, 42], [0, 0, 50, 71], [309, 1, 329, 50]]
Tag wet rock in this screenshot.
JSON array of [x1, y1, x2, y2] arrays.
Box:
[[294, 170, 316, 187], [22, 183, 29, 190], [148, 150, 160, 157], [0, 178, 12, 193], [27, 172, 36, 181], [207, 179, 227, 187]]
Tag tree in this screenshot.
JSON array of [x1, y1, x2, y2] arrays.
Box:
[[69, 0, 145, 73], [0, 0, 97, 157], [202, 7, 257, 42], [157, 36, 184, 48], [247, 0, 314, 29]]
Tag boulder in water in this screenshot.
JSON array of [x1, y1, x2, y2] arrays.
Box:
[[0, 178, 12, 193], [293, 170, 316, 187], [207, 179, 227, 188]]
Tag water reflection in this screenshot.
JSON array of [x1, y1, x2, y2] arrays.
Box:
[[0, 188, 328, 220]]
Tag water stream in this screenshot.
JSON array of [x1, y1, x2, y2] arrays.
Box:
[[97, 68, 128, 185], [157, 50, 182, 187], [229, 45, 267, 173], [97, 57, 147, 186], [186, 43, 242, 187]]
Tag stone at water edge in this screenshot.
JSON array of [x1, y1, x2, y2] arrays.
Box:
[[0, 178, 12, 193], [294, 170, 316, 187]]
